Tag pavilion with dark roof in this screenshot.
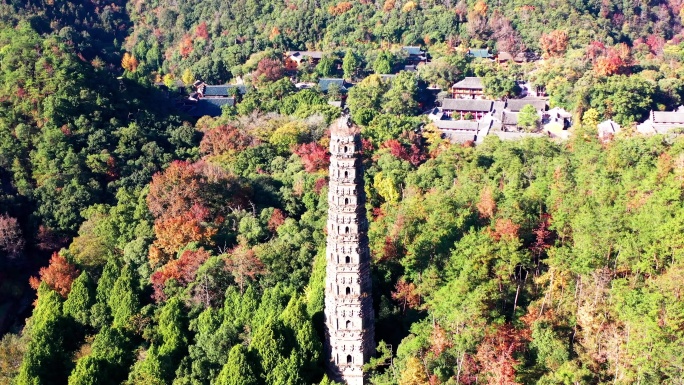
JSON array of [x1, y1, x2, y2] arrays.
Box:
[[451, 77, 485, 99], [441, 98, 493, 120]]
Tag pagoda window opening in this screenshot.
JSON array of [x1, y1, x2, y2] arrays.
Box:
[[346, 286, 351, 295]]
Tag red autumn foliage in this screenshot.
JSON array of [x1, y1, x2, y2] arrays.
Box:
[[195, 22, 209, 39], [295, 142, 330, 172], [407, 144, 427, 166], [646, 34, 665, 54], [313, 177, 328, 193], [224, 245, 266, 294], [254, 58, 285, 83], [36, 225, 66, 252], [105, 156, 118, 181], [361, 138, 374, 155], [530, 214, 553, 256], [151, 248, 212, 301], [391, 277, 420, 312], [147, 160, 248, 223], [29, 253, 80, 298], [585, 41, 606, 62], [0, 214, 24, 258], [380, 236, 401, 262], [456, 353, 480, 385], [383, 139, 408, 158], [199, 125, 252, 157], [475, 324, 530, 385], [267, 208, 286, 232], [381, 139, 426, 167]]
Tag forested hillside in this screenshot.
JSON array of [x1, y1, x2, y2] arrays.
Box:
[[1, 0, 684, 384]]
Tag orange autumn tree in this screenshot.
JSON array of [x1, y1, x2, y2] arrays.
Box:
[[473, 0, 488, 16], [29, 253, 80, 298], [147, 160, 206, 220], [476, 186, 497, 219], [146, 161, 248, 267], [490, 218, 520, 242], [328, 1, 353, 15], [475, 324, 530, 385], [392, 277, 421, 313], [594, 44, 630, 76], [539, 30, 569, 58], [149, 204, 218, 267], [199, 125, 252, 159], [150, 248, 212, 301], [179, 34, 193, 58]]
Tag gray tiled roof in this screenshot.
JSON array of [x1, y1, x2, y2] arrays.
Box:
[[492, 101, 506, 120], [188, 97, 235, 117], [467, 49, 492, 58], [497, 52, 515, 62], [402, 46, 424, 56], [506, 99, 547, 112], [434, 120, 480, 131], [318, 78, 352, 92], [441, 98, 493, 112], [502, 112, 518, 125], [653, 111, 684, 124], [202, 85, 247, 96], [452, 77, 484, 90], [442, 131, 477, 143]]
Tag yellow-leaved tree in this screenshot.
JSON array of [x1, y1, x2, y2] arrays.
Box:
[[121, 52, 138, 72]]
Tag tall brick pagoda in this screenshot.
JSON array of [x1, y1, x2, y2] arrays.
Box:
[[323, 116, 375, 385]]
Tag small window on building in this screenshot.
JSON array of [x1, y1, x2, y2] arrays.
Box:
[[345, 226, 349, 233], [344, 171, 348, 178], [347, 355, 353, 364], [344, 145, 348, 153], [345, 256, 351, 263], [345, 198, 349, 205], [346, 320, 352, 328], [345, 287, 351, 295]]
